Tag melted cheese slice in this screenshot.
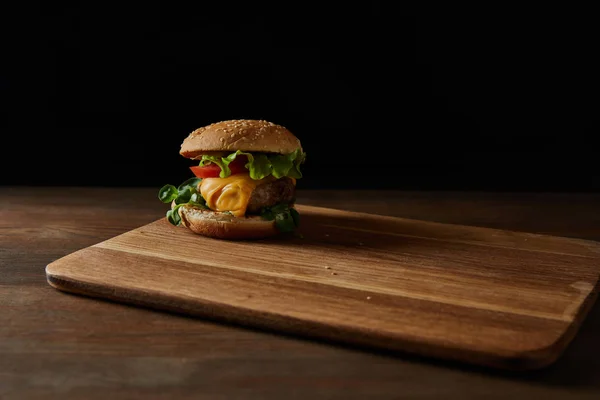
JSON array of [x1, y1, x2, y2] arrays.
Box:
[[200, 173, 276, 217]]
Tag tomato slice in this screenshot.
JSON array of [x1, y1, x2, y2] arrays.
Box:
[[189, 155, 248, 179], [190, 164, 220, 178], [228, 156, 248, 175]]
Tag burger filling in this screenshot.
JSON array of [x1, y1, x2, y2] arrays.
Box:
[[158, 149, 305, 233], [247, 177, 296, 213], [190, 149, 304, 180]]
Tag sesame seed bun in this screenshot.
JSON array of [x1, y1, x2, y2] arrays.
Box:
[[180, 119, 302, 159], [175, 203, 280, 240]]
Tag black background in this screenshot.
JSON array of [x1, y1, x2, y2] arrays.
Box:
[[1, 3, 598, 191]]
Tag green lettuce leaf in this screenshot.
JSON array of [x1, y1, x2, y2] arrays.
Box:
[[221, 151, 262, 179], [269, 154, 294, 179], [247, 153, 272, 180], [198, 149, 306, 180], [286, 148, 306, 179], [198, 155, 231, 178], [158, 178, 207, 226], [260, 202, 300, 233]]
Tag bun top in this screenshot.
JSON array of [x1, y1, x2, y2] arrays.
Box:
[[180, 119, 302, 159]]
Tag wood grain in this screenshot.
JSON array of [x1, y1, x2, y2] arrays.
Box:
[[45, 204, 600, 371], [4, 187, 600, 400]]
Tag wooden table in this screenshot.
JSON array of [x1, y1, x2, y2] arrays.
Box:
[[2, 187, 600, 399]]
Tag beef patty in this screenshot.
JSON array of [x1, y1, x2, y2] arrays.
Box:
[[247, 177, 295, 213]]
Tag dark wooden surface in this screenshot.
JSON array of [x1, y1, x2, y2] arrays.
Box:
[[2, 186, 600, 399]]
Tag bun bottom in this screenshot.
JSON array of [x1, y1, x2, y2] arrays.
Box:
[[175, 204, 279, 240]]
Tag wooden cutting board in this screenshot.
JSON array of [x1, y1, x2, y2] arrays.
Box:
[[45, 204, 600, 370]]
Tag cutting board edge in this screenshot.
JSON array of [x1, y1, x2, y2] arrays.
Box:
[[88, 204, 600, 252], [294, 204, 600, 247], [44, 265, 593, 372]]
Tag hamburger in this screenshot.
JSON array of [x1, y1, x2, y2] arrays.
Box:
[[158, 119, 306, 239]]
